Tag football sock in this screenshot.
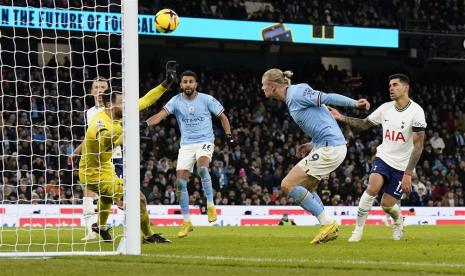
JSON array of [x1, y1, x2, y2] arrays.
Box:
[[176, 178, 190, 222], [355, 191, 376, 230], [97, 200, 111, 230], [311, 192, 323, 207], [288, 186, 332, 224], [82, 196, 95, 229], [198, 166, 214, 206], [383, 204, 401, 224]]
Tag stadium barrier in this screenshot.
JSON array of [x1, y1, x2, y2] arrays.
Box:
[[1, 205, 464, 227]]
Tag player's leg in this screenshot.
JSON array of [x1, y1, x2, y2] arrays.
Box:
[[282, 166, 331, 224], [82, 188, 98, 240], [349, 157, 391, 242], [176, 169, 193, 238], [282, 165, 338, 244], [348, 172, 384, 242], [176, 144, 196, 237], [93, 194, 113, 242], [293, 145, 346, 243], [92, 176, 123, 242], [380, 169, 404, 240], [380, 193, 403, 240], [140, 191, 171, 243], [196, 143, 216, 223]]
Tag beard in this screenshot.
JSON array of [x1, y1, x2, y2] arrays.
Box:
[[182, 87, 195, 96]]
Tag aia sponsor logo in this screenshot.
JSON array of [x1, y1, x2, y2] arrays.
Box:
[[385, 129, 406, 142], [19, 218, 81, 227]]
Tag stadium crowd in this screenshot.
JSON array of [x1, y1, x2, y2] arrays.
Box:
[[0, 0, 463, 33], [1, 61, 464, 208], [139, 0, 465, 33]]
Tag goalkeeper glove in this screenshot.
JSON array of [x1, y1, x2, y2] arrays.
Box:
[[164, 60, 179, 87]]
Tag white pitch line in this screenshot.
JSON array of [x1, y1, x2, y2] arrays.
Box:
[[149, 254, 465, 268]]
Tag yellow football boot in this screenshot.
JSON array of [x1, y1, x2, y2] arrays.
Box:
[[207, 206, 217, 223], [311, 220, 339, 244], [177, 221, 193, 238]]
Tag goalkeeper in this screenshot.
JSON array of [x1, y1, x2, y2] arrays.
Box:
[[78, 61, 178, 243]]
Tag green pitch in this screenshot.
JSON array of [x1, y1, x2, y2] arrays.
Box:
[[0, 226, 464, 275]]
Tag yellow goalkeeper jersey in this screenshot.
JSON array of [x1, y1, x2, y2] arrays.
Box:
[[79, 84, 167, 182]]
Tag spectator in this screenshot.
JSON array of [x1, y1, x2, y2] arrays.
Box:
[[430, 132, 446, 154], [278, 214, 296, 225]]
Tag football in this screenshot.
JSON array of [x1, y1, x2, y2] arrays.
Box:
[[154, 9, 179, 33]]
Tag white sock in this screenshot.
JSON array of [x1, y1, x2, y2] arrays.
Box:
[[207, 202, 214, 208], [355, 191, 376, 230], [382, 204, 401, 224], [183, 214, 191, 222], [316, 210, 333, 225], [83, 197, 95, 229]]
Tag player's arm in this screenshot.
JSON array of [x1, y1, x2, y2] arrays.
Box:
[[96, 127, 115, 152], [218, 113, 231, 136], [218, 112, 235, 147], [320, 92, 370, 110], [145, 109, 169, 126], [402, 130, 425, 193], [67, 142, 82, 165], [138, 61, 178, 111], [327, 106, 375, 130]]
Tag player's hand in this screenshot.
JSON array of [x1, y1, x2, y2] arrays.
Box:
[[140, 120, 149, 129], [327, 106, 343, 121], [165, 60, 179, 85], [67, 152, 78, 166], [401, 173, 412, 193], [296, 143, 313, 158], [226, 134, 236, 147], [356, 99, 370, 110]]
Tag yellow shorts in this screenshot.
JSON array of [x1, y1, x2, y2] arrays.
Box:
[[79, 173, 124, 201]]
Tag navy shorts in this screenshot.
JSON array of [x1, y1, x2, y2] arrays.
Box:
[[113, 158, 124, 178], [370, 157, 404, 200]]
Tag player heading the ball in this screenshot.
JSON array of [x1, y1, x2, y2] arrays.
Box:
[[262, 68, 370, 244]]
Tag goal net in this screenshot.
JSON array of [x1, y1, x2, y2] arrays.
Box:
[[0, 0, 140, 256]]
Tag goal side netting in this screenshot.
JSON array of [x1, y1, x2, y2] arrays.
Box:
[[0, 0, 140, 256]]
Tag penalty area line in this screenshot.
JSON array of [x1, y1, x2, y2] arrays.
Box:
[[148, 254, 465, 268]]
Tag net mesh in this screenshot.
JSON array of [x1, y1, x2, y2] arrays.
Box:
[[0, 0, 125, 255]]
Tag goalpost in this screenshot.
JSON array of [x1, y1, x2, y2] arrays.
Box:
[[0, 0, 140, 256]]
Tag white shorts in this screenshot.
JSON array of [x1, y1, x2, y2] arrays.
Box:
[[176, 142, 214, 172], [297, 145, 347, 180]]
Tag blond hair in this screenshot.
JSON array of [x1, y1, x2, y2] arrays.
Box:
[[263, 68, 293, 85]]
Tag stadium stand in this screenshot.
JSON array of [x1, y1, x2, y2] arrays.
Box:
[[2, 63, 463, 208]]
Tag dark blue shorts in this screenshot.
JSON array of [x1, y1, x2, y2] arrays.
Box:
[[113, 158, 124, 178], [370, 157, 404, 200]]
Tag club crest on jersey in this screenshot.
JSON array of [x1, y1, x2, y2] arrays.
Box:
[[385, 129, 406, 142], [188, 106, 195, 113], [96, 120, 104, 127]]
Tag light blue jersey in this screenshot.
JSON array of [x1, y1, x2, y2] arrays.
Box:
[[164, 92, 224, 145], [286, 83, 357, 149]]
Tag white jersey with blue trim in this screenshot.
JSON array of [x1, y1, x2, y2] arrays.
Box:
[[367, 100, 426, 171], [163, 92, 224, 145], [286, 83, 354, 149], [86, 105, 123, 159]]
